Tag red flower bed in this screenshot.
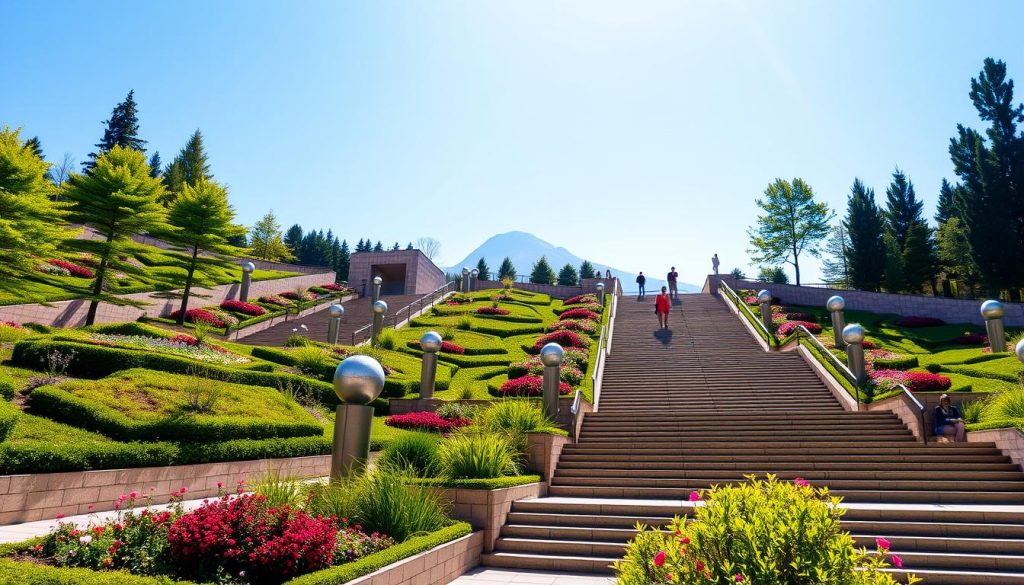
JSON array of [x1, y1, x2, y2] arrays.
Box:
[[48, 259, 94, 278], [870, 369, 952, 393], [476, 306, 510, 315], [0, 321, 21, 329], [170, 334, 198, 346], [280, 290, 315, 302], [564, 293, 597, 306], [219, 299, 267, 316], [546, 319, 598, 334], [167, 494, 336, 583], [558, 308, 600, 322], [776, 320, 821, 336], [498, 375, 572, 397], [894, 316, 946, 328], [168, 308, 226, 328], [259, 294, 292, 307], [952, 332, 987, 345], [529, 330, 591, 353], [407, 340, 466, 354], [385, 411, 472, 432], [862, 339, 878, 350], [446, 296, 472, 305], [321, 283, 344, 291]]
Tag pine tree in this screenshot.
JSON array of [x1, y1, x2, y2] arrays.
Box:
[[24, 136, 43, 159], [844, 178, 886, 291], [497, 257, 516, 280], [557, 263, 579, 286], [64, 146, 167, 324], [747, 177, 833, 285], [337, 240, 351, 281], [284, 224, 303, 256], [373, 241, 384, 252], [161, 179, 244, 325], [356, 239, 366, 252], [0, 127, 68, 274], [330, 236, 342, 274], [84, 90, 146, 171], [935, 178, 958, 224], [248, 210, 293, 262], [883, 168, 935, 292], [148, 152, 162, 179], [178, 130, 212, 186], [476, 257, 490, 281], [579, 260, 596, 280], [821, 224, 851, 287], [729, 268, 747, 279], [936, 217, 980, 293], [757, 267, 789, 284], [530, 256, 556, 284], [882, 233, 907, 293], [162, 159, 185, 201]]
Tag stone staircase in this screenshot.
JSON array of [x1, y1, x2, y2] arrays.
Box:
[[483, 294, 1024, 583]]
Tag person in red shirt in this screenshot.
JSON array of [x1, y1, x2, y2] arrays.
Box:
[[655, 286, 671, 329]]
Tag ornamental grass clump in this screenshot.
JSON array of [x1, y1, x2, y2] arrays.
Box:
[[984, 386, 1024, 421], [438, 432, 519, 479], [615, 475, 917, 585], [478, 400, 559, 436], [353, 469, 449, 541], [378, 432, 442, 477]]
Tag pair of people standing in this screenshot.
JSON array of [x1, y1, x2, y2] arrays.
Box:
[[635, 267, 679, 298]]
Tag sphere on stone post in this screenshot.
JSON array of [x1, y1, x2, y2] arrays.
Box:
[[842, 323, 867, 387], [372, 276, 383, 303], [596, 282, 606, 307], [540, 342, 565, 422], [826, 295, 846, 349], [1014, 337, 1024, 366], [470, 268, 479, 292], [981, 300, 1005, 354], [418, 331, 442, 400], [327, 303, 345, 344], [461, 267, 470, 293], [239, 261, 255, 302], [331, 355, 386, 479], [371, 300, 388, 347], [757, 289, 772, 331]]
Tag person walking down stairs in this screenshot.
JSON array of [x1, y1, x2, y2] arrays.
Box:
[[654, 286, 671, 329]]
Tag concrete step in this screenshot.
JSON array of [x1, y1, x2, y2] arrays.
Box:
[[546, 485, 1024, 504]]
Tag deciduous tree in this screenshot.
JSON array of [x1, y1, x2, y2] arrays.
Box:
[[747, 177, 832, 286]]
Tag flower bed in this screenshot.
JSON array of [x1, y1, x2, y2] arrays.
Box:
[[476, 306, 510, 315], [497, 375, 572, 397], [407, 340, 466, 354], [783, 312, 815, 322], [385, 411, 472, 433], [563, 293, 597, 306], [260, 294, 293, 307], [894, 316, 946, 328], [508, 356, 584, 386], [167, 308, 226, 328], [220, 299, 267, 316], [870, 369, 952, 393], [320, 283, 345, 291], [776, 320, 821, 337], [1, 320, 22, 329], [558, 308, 600, 322], [952, 332, 987, 345], [446, 296, 472, 305], [48, 259, 94, 278], [546, 319, 598, 334], [281, 290, 316, 302], [88, 333, 250, 365], [529, 330, 591, 353]]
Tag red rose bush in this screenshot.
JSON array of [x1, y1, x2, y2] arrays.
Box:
[[220, 299, 267, 316], [385, 411, 472, 433], [498, 375, 572, 397]]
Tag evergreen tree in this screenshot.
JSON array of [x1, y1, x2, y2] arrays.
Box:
[[0, 127, 68, 274], [330, 236, 342, 275], [227, 231, 247, 247], [557, 263, 579, 286], [476, 257, 490, 281], [64, 146, 167, 324], [949, 58, 1024, 295], [821, 224, 851, 287], [747, 177, 833, 285], [373, 241, 384, 252], [177, 130, 212, 185], [936, 217, 980, 293], [248, 210, 293, 262], [391, 242, 400, 251], [729, 267, 746, 279], [337, 240, 351, 281], [883, 168, 935, 292], [757, 266, 789, 284], [530, 255, 556, 284], [844, 178, 886, 292], [148, 152, 162, 179], [161, 179, 244, 325], [882, 233, 907, 293], [162, 158, 185, 197], [497, 257, 516, 280], [284, 224, 303, 256], [24, 136, 43, 159], [578, 260, 596, 280], [84, 90, 146, 171], [935, 178, 958, 224], [355, 239, 366, 252]]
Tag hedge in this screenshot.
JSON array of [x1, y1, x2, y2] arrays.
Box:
[[0, 400, 19, 442], [29, 386, 323, 443], [0, 435, 330, 475], [284, 522, 473, 585], [872, 355, 919, 370], [0, 371, 15, 400], [0, 559, 201, 585], [410, 475, 541, 489]]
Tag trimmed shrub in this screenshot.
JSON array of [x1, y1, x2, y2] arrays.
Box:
[[871, 355, 920, 370], [406, 340, 466, 355], [894, 315, 946, 328], [476, 307, 510, 315], [528, 330, 590, 353], [563, 293, 597, 306], [438, 433, 518, 479], [870, 369, 952, 393], [983, 386, 1024, 421], [0, 401, 19, 442], [378, 433, 441, 476], [546, 319, 598, 335], [166, 308, 225, 328], [0, 371, 16, 400], [558, 308, 601, 321], [385, 412, 471, 433], [497, 375, 572, 397], [219, 299, 267, 316]]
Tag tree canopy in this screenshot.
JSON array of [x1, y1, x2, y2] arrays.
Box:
[[747, 177, 832, 286]]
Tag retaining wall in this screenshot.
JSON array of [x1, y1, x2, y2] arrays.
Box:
[[349, 532, 483, 585], [429, 483, 544, 552]]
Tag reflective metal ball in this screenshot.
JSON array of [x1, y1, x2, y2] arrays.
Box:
[[462, 267, 470, 276], [539, 343, 565, 367], [471, 269, 479, 277], [842, 323, 866, 345], [826, 295, 845, 312], [1015, 338, 1024, 365], [757, 289, 772, 304], [242, 261, 256, 273], [372, 300, 388, 315], [420, 331, 443, 353], [596, 282, 605, 292], [981, 299, 1004, 320], [328, 304, 345, 319], [333, 355, 386, 404], [372, 276, 382, 286]]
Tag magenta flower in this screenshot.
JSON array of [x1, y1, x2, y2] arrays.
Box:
[[793, 477, 810, 487], [654, 550, 666, 567], [688, 491, 701, 502], [891, 553, 903, 569], [735, 575, 744, 582], [876, 537, 891, 550]]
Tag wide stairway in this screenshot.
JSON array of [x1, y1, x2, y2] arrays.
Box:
[[483, 294, 1024, 584]]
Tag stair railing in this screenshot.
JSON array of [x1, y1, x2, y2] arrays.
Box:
[[896, 383, 928, 445], [569, 389, 582, 443], [391, 281, 457, 328], [792, 324, 861, 408], [719, 280, 774, 348]]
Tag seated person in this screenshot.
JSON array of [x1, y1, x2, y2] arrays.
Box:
[[934, 394, 965, 442]]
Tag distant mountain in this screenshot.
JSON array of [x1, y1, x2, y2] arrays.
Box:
[[445, 231, 699, 292]]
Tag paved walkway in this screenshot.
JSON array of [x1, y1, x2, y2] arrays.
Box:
[[450, 568, 613, 585]]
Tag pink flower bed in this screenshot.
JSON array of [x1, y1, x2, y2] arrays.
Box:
[[476, 306, 510, 315], [952, 332, 986, 345], [530, 330, 591, 353], [259, 294, 292, 307], [219, 299, 267, 316], [564, 293, 597, 305], [497, 375, 572, 397], [384, 411, 472, 432], [168, 308, 226, 328], [407, 340, 466, 354], [321, 283, 344, 291], [558, 308, 601, 322], [870, 369, 951, 393], [776, 320, 821, 337], [547, 319, 598, 334], [170, 334, 198, 346], [280, 290, 316, 302], [1, 321, 22, 329], [48, 259, 94, 278], [894, 316, 946, 328]]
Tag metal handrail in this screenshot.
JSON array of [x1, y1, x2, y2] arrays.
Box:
[[793, 324, 861, 408], [569, 389, 582, 443], [592, 325, 606, 383], [391, 281, 456, 328], [897, 383, 928, 445], [351, 323, 372, 346], [719, 280, 773, 343]]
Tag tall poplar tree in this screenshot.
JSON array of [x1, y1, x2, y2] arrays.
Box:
[[747, 177, 832, 286], [84, 90, 146, 171], [843, 178, 886, 291]]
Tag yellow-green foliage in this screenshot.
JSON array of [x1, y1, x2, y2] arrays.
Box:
[[614, 475, 917, 585]]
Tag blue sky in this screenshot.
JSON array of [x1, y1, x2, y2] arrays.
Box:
[[3, 0, 1023, 285]]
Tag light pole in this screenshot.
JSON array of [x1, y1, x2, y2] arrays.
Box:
[[330, 355, 385, 479], [461, 268, 470, 293], [843, 323, 867, 386], [372, 276, 382, 303], [596, 282, 605, 307]]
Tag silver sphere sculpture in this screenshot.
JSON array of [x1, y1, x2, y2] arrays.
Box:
[[328, 304, 345, 319], [333, 355, 386, 404], [539, 342, 565, 367], [826, 295, 846, 312], [462, 267, 470, 276], [471, 268, 479, 277], [842, 323, 866, 345], [757, 289, 772, 304], [420, 331, 443, 353], [596, 282, 605, 292], [980, 299, 1004, 320], [372, 300, 388, 315], [242, 261, 256, 273], [372, 276, 382, 286], [1015, 338, 1024, 365]]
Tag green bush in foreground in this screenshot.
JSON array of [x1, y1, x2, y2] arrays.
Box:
[[0, 401, 20, 442], [0, 371, 17, 401], [615, 475, 916, 585], [378, 433, 441, 477], [438, 432, 518, 479]]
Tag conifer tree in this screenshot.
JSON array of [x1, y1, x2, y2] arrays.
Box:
[[578, 260, 596, 280], [557, 263, 579, 286], [64, 146, 167, 324], [497, 257, 516, 280], [284, 224, 303, 256], [476, 257, 490, 281], [24, 136, 43, 159], [935, 179, 958, 224], [391, 242, 400, 251], [843, 179, 886, 292], [148, 152, 162, 179], [337, 240, 351, 281], [821, 224, 851, 287], [373, 241, 384, 252], [747, 177, 832, 285], [84, 90, 146, 171], [162, 159, 185, 199], [882, 168, 935, 292], [248, 210, 292, 262], [530, 256, 556, 284], [177, 130, 212, 185]]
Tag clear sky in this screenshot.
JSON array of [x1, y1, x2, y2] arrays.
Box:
[[3, 0, 1023, 285]]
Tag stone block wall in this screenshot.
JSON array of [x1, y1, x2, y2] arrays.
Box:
[[429, 483, 544, 552], [349, 251, 446, 296], [968, 428, 1024, 471], [351, 532, 483, 585]]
